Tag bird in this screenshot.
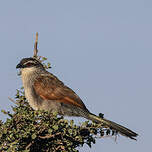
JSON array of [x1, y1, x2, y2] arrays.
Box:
[[16, 57, 138, 140]]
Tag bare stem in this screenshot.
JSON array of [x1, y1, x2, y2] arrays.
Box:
[[33, 32, 39, 58]]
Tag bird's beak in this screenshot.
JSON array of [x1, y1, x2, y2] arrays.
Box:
[[16, 63, 23, 69]]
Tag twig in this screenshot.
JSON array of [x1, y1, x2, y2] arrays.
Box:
[[8, 97, 16, 104], [56, 145, 65, 151], [39, 132, 61, 139], [33, 32, 39, 58], [26, 141, 33, 150]]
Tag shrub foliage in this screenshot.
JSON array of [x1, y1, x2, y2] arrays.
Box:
[[0, 87, 117, 152]]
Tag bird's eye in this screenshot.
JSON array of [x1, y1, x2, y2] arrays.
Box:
[[25, 63, 33, 67]]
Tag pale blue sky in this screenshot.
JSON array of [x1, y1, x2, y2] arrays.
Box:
[[0, 0, 151, 151]]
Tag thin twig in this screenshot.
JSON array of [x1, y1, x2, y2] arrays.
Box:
[[56, 145, 65, 151], [33, 32, 39, 58], [8, 97, 16, 104], [39, 132, 61, 139], [26, 141, 33, 150]]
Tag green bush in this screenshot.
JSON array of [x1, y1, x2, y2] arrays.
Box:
[[0, 88, 117, 152]]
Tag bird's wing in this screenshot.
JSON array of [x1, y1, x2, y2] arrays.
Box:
[[33, 74, 87, 110]]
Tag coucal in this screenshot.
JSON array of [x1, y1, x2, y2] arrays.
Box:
[[16, 57, 138, 140]]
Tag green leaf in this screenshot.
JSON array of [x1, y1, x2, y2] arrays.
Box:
[[52, 125, 58, 130], [48, 128, 53, 133], [32, 133, 37, 139]]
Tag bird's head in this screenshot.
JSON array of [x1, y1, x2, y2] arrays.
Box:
[[16, 57, 44, 70]]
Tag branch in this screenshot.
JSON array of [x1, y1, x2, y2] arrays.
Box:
[[39, 132, 61, 139], [33, 32, 39, 58]]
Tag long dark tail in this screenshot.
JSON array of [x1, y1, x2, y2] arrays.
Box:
[[88, 113, 138, 140]]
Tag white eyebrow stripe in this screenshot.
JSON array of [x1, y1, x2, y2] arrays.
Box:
[[24, 60, 36, 64]]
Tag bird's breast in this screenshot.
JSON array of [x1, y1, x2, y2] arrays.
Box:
[[21, 71, 40, 110]]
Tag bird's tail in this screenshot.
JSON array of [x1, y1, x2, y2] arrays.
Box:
[[88, 113, 138, 140]]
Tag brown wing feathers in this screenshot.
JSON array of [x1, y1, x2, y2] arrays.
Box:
[[33, 75, 87, 109]]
